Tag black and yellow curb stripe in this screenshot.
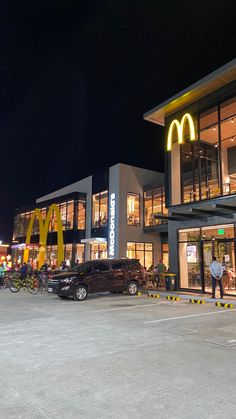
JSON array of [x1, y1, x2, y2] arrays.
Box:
[[215, 302, 234, 309], [166, 296, 180, 301], [148, 294, 160, 299], [189, 299, 205, 304]]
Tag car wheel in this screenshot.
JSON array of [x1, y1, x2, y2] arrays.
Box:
[[127, 281, 138, 296], [74, 285, 88, 301]]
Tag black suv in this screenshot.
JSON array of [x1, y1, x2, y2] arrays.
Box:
[[54, 259, 147, 301]]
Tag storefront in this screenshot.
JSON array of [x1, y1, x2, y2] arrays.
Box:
[[12, 163, 167, 268], [179, 224, 236, 295], [144, 59, 236, 295]]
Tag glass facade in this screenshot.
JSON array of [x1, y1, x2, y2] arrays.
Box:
[[92, 191, 108, 228], [178, 97, 236, 203], [144, 187, 167, 226], [179, 225, 236, 295], [90, 242, 107, 260], [127, 193, 140, 226], [126, 242, 153, 269], [13, 198, 86, 239]]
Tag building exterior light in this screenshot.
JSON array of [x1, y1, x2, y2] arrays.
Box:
[[167, 113, 196, 151]]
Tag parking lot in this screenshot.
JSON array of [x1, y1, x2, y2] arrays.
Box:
[[1, 290, 236, 419]]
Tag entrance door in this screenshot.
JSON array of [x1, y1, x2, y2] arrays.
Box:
[[203, 239, 236, 295]]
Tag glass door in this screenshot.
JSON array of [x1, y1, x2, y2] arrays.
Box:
[[203, 239, 236, 295]]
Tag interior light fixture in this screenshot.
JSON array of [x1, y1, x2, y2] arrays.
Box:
[[231, 137, 234, 142], [231, 118, 234, 123], [213, 126, 216, 131]]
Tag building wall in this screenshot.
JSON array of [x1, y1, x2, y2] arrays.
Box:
[[109, 163, 164, 266]]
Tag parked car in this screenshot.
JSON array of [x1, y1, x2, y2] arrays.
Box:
[[52, 258, 147, 301]]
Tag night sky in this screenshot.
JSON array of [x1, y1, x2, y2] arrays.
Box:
[[0, 0, 236, 243]]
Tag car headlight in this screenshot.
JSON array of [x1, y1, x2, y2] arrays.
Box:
[[63, 278, 73, 283]]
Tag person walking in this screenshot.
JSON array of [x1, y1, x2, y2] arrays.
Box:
[[210, 256, 224, 299]]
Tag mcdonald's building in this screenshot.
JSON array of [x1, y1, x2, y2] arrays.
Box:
[[144, 58, 236, 296], [11, 163, 168, 269]]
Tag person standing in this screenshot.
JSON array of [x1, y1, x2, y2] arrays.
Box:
[[210, 256, 224, 299]]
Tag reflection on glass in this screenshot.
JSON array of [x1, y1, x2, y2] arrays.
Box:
[[78, 200, 86, 230]]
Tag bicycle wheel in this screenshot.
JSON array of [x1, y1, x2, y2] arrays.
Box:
[[9, 278, 21, 293], [27, 277, 39, 294]]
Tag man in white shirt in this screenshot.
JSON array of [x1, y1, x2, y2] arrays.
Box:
[[210, 256, 224, 299]]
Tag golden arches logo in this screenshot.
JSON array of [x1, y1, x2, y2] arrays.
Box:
[[167, 113, 196, 151], [23, 204, 64, 268]]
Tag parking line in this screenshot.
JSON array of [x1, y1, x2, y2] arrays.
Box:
[[94, 303, 159, 312], [144, 309, 236, 324]]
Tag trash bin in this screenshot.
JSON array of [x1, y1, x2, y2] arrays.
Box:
[[165, 274, 176, 291]]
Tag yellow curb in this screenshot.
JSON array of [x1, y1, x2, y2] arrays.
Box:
[[148, 294, 160, 299], [189, 299, 205, 304], [215, 302, 234, 309], [137, 292, 143, 296], [166, 296, 180, 301]]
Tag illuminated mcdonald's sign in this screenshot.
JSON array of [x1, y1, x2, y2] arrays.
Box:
[[23, 204, 64, 268], [167, 113, 196, 151]]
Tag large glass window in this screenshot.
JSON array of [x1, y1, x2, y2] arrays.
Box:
[[144, 187, 167, 226], [91, 242, 107, 259], [92, 191, 108, 228], [77, 200, 86, 230], [126, 242, 153, 269], [179, 98, 236, 203], [75, 244, 85, 264], [127, 193, 140, 226], [220, 97, 236, 195]]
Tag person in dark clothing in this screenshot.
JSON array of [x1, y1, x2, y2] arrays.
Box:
[[20, 263, 28, 280]]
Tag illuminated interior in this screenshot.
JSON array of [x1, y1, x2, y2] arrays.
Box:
[[175, 97, 236, 203], [144, 187, 167, 226], [90, 242, 107, 259], [126, 242, 153, 269], [127, 193, 140, 226], [179, 225, 236, 294], [92, 191, 108, 228]]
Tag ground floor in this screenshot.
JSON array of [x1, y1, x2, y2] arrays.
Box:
[[1, 290, 236, 419], [170, 220, 236, 297], [12, 238, 169, 271]]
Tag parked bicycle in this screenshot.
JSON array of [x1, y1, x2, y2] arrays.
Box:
[[9, 274, 39, 294]]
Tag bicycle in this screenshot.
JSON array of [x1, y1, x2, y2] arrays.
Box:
[[9, 275, 39, 294]]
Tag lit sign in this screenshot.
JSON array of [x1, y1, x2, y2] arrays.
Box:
[[23, 204, 64, 268], [109, 193, 116, 257], [186, 245, 197, 263], [218, 228, 225, 235], [167, 113, 195, 151]]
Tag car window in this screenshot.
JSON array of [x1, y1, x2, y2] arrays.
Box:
[[93, 262, 109, 272], [112, 261, 124, 270], [70, 263, 92, 274]]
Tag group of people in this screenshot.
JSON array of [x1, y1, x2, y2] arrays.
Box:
[[146, 259, 167, 288]]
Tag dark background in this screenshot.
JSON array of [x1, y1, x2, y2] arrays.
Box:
[[0, 0, 236, 242]]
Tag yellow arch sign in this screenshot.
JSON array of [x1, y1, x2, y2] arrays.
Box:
[[167, 113, 196, 151], [23, 204, 64, 268]]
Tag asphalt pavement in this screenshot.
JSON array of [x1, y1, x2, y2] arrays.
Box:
[[0, 289, 236, 419]]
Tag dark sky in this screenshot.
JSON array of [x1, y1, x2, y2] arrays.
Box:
[[0, 0, 236, 242]]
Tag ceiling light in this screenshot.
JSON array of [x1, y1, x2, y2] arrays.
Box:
[[231, 118, 234, 123], [213, 126, 216, 131], [231, 137, 234, 142]]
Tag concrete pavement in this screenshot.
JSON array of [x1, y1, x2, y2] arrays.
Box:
[[0, 289, 236, 418]]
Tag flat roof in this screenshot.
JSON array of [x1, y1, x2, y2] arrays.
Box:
[[143, 59, 236, 126]]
